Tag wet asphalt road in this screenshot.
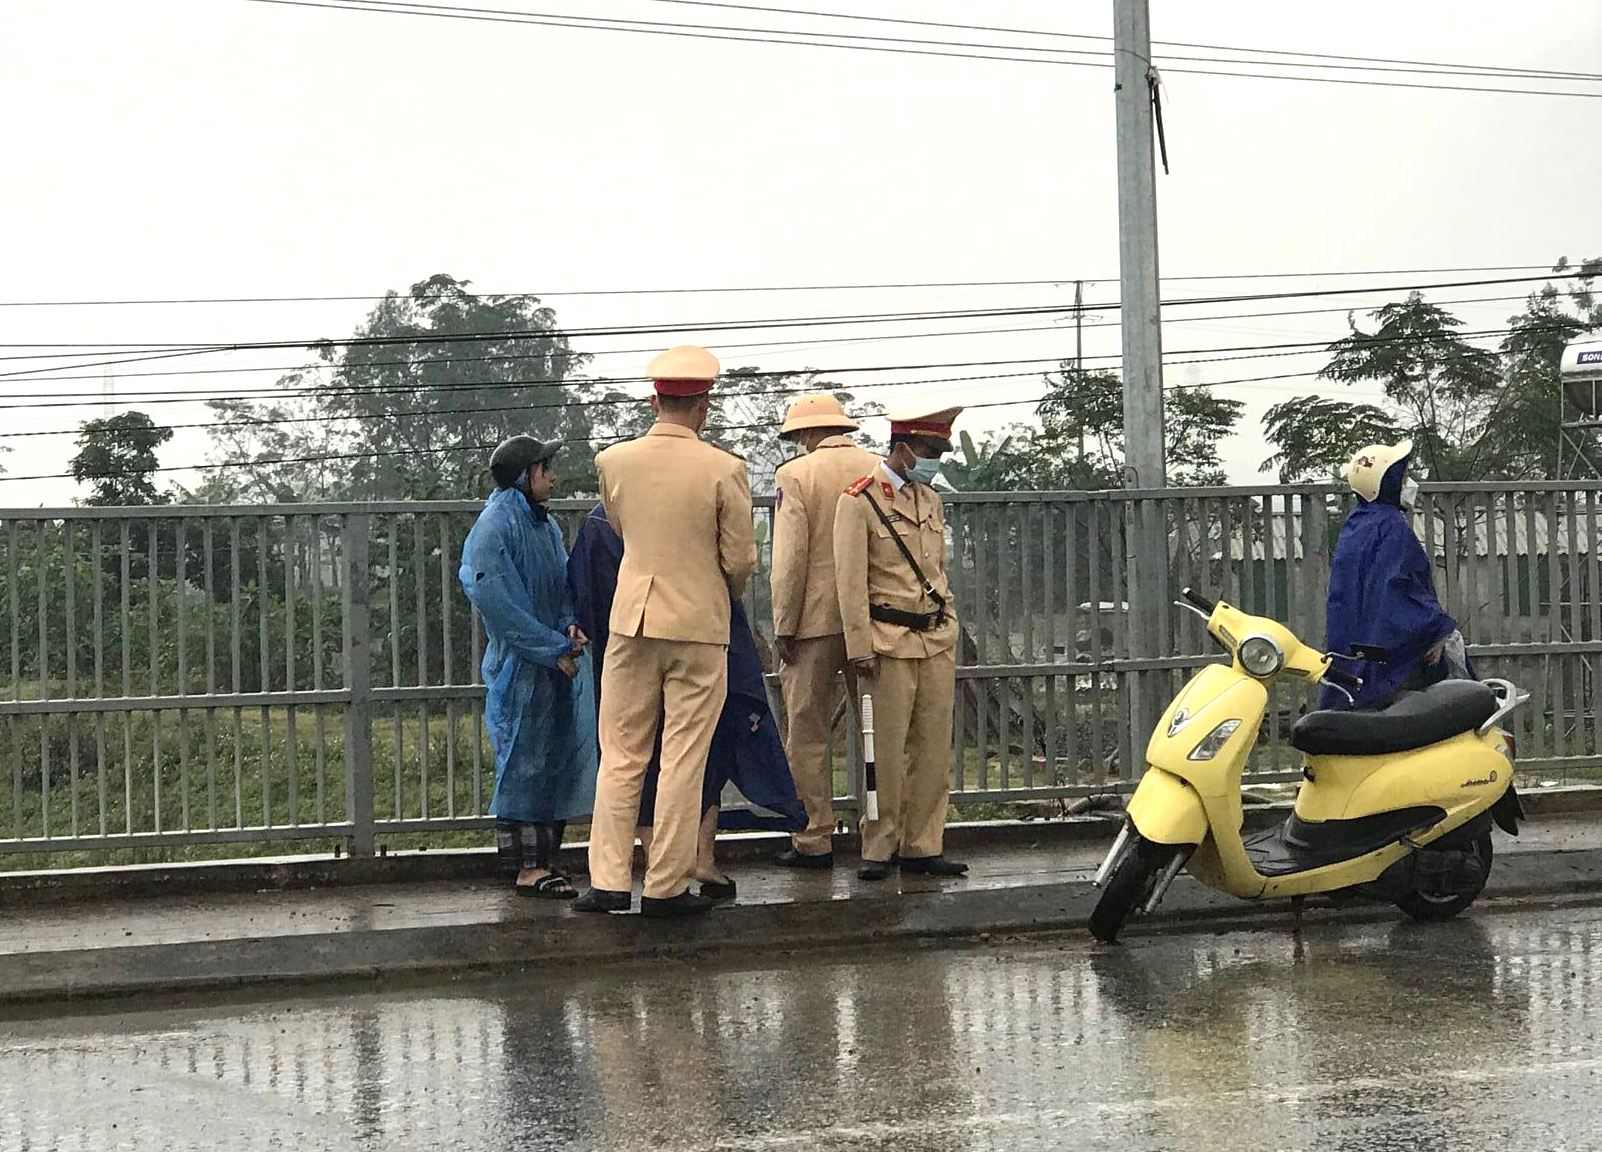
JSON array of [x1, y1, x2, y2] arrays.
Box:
[[4, 904, 1602, 1151]]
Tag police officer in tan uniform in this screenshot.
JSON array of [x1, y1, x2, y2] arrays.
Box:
[[770, 394, 881, 869], [575, 345, 757, 917], [833, 406, 966, 881]]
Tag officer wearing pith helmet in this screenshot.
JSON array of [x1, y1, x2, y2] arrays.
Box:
[[575, 345, 758, 918], [769, 393, 881, 868], [832, 404, 966, 881]]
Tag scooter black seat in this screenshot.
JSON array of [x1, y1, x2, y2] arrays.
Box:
[[1291, 680, 1498, 757]]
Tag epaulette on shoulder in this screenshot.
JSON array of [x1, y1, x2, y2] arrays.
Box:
[[844, 475, 874, 496]]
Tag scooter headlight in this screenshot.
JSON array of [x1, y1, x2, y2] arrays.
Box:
[[1189, 719, 1243, 761], [1238, 635, 1284, 678]]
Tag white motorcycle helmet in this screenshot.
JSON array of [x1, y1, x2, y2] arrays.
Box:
[[1343, 439, 1416, 507]]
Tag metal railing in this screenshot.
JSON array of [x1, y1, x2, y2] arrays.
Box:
[[0, 483, 1598, 861]]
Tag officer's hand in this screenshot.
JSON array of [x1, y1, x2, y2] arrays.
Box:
[[776, 635, 797, 665], [556, 654, 580, 680], [567, 625, 590, 649], [1426, 641, 1446, 665], [851, 656, 880, 678]]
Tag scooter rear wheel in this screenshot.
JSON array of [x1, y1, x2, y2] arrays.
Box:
[[1394, 831, 1493, 922], [1089, 833, 1174, 944]]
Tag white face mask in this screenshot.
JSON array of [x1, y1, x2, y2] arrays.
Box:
[[1400, 477, 1419, 508]]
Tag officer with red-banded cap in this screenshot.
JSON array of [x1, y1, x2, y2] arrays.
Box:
[[574, 345, 757, 918], [832, 404, 966, 881]]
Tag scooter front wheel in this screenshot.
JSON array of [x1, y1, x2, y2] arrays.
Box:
[[1089, 833, 1179, 944]]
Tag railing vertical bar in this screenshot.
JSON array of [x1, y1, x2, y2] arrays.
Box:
[[1545, 494, 1566, 763], [1263, 494, 1283, 773], [121, 522, 132, 834], [9, 712, 19, 841], [1018, 506, 1033, 790], [948, 504, 968, 796], [7, 521, 17, 703], [1063, 502, 1081, 788], [31, 526, 49, 842], [1560, 495, 1578, 761], [1042, 505, 1057, 790], [439, 515, 455, 818], [65, 521, 78, 836], [390, 518, 402, 820], [1112, 501, 1133, 781], [471, 590, 484, 815], [415, 514, 429, 821], [231, 518, 243, 829], [258, 518, 271, 827], [148, 520, 161, 833], [93, 521, 106, 836], [285, 516, 299, 826], [204, 520, 218, 831], [1588, 493, 1601, 765], [176, 519, 190, 831], [312, 518, 327, 826], [342, 512, 375, 856], [1085, 500, 1105, 783]]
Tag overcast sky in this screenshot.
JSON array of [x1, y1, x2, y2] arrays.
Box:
[[3, 0, 1599, 504]]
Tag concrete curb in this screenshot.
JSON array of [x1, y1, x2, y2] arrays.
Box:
[[3, 784, 1596, 907], [5, 842, 1602, 1012]]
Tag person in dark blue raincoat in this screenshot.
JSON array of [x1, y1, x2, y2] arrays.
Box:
[[568, 503, 805, 901], [459, 437, 599, 898], [1322, 439, 1471, 710]]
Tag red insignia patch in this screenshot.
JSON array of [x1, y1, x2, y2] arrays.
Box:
[[844, 475, 874, 496], [880, 482, 894, 499]]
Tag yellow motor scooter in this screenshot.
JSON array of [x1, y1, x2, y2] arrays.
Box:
[[1089, 587, 1527, 943]]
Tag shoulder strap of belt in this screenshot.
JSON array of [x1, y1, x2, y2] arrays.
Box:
[[861, 489, 947, 614]]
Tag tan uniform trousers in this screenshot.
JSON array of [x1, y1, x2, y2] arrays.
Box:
[[589, 633, 728, 899], [860, 647, 957, 863], [778, 634, 858, 856]]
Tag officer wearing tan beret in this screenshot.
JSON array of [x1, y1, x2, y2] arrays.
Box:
[[575, 345, 758, 917], [833, 406, 966, 881], [769, 394, 881, 869]]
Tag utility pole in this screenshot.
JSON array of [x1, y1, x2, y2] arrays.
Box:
[[1074, 280, 1084, 371], [1113, 0, 1169, 761]]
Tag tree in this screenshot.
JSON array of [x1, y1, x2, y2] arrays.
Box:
[[70, 411, 173, 506], [204, 275, 595, 500], [1259, 397, 1408, 483], [1260, 258, 1602, 483], [943, 365, 1244, 492], [704, 368, 883, 494]]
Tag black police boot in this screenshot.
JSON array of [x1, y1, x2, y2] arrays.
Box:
[[898, 855, 969, 877], [573, 887, 632, 914]]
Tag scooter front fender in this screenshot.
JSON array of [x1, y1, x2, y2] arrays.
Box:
[[1126, 768, 1208, 847]]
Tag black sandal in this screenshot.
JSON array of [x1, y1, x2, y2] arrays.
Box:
[[517, 871, 578, 900]]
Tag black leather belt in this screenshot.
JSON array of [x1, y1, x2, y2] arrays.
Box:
[[870, 604, 942, 631]]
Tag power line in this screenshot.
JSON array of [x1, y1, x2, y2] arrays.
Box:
[[247, 0, 1602, 98], [0, 364, 1377, 485], [0, 321, 1568, 428], [0, 265, 1573, 309], [0, 289, 1550, 395], [630, 0, 1602, 83], [0, 273, 1584, 364]]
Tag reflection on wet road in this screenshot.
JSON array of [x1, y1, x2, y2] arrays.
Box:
[[5, 905, 1602, 1150]]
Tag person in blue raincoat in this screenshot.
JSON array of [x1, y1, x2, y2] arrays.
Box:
[[568, 503, 805, 902], [1322, 439, 1473, 710], [459, 436, 599, 898]]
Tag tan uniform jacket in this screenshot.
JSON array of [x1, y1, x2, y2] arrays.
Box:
[[770, 435, 882, 641], [832, 466, 959, 662], [595, 423, 756, 645]]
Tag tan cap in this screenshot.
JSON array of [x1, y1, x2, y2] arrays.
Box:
[[646, 345, 720, 396], [1343, 439, 1413, 502], [779, 392, 859, 437], [889, 404, 963, 450]]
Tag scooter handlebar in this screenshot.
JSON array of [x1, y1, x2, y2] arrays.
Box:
[[1180, 587, 1217, 615], [1323, 668, 1363, 692]]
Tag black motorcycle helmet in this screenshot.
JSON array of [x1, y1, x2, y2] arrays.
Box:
[[489, 435, 557, 489]]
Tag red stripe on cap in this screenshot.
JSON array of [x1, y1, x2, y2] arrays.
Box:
[[653, 378, 714, 397]]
